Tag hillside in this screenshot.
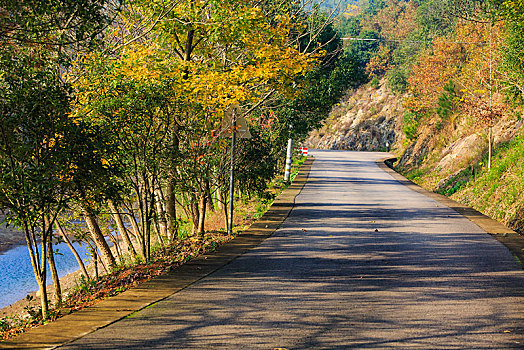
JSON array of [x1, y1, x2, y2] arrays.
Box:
[[308, 78, 524, 235], [307, 0, 524, 235], [306, 78, 404, 151]]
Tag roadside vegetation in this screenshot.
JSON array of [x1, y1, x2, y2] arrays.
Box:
[[0, 0, 361, 331], [0, 155, 306, 340]]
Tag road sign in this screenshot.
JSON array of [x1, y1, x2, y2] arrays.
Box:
[[221, 113, 252, 139]]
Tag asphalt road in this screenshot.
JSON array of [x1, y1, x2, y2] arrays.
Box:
[[60, 150, 524, 349]]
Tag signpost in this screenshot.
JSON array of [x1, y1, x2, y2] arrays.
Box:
[[227, 109, 237, 235], [224, 105, 251, 234]]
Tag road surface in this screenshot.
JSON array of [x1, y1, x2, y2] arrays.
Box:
[[60, 150, 524, 349]]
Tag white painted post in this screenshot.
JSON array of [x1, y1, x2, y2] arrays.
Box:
[[284, 138, 293, 182]]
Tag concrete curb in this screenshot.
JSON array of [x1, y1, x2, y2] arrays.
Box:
[[1, 158, 314, 350], [377, 157, 524, 267]]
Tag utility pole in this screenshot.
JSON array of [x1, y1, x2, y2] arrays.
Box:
[[228, 109, 237, 235], [488, 21, 493, 170]]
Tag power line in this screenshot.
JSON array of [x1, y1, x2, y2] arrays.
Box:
[[342, 37, 487, 45]]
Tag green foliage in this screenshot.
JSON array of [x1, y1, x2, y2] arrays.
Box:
[[0, 0, 121, 51], [364, 0, 387, 15], [415, 0, 456, 39], [386, 66, 409, 93], [370, 76, 380, 89], [177, 218, 191, 240], [0, 48, 72, 227], [289, 156, 307, 183], [235, 129, 278, 198], [436, 80, 457, 120], [295, 48, 366, 132], [348, 29, 381, 65], [404, 167, 426, 183], [335, 15, 361, 37], [501, 20, 524, 101], [402, 111, 420, 140], [73, 274, 96, 295], [436, 166, 478, 196], [253, 197, 272, 220], [449, 133, 524, 232], [0, 318, 9, 332], [274, 16, 366, 150]]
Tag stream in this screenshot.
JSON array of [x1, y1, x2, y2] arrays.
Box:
[[0, 242, 90, 310]]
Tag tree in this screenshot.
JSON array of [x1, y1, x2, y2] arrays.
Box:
[[0, 48, 72, 318], [0, 0, 122, 317]]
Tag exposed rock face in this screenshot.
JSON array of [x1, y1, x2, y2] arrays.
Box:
[[306, 79, 404, 152], [437, 134, 482, 170], [398, 111, 523, 178]]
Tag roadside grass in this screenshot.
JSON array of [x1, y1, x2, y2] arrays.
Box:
[[399, 132, 524, 235], [0, 156, 308, 341], [451, 134, 524, 233]]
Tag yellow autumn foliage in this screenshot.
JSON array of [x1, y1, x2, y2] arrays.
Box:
[[70, 0, 316, 127]]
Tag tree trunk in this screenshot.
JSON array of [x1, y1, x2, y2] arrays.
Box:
[[152, 217, 166, 251], [40, 219, 50, 318], [205, 181, 214, 213], [108, 200, 137, 258], [124, 209, 144, 260], [166, 122, 179, 242], [165, 179, 178, 242], [154, 189, 168, 238], [46, 234, 62, 306], [91, 246, 99, 280], [223, 192, 229, 233], [217, 189, 224, 211], [488, 126, 492, 169], [55, 221, 90, 281], [141, 184, 153, 261], [23, 221, 48, 319], [138, 176, 155, 261], [36, 275, 48, 319], [197, 194, 207, 236], [82, 210, 116, 270], [129, 214, 142, 246], [107, 231, 123, 265], [190, 200, 199, 235]]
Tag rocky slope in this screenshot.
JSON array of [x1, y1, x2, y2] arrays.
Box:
[[305, 78, 405, 152]]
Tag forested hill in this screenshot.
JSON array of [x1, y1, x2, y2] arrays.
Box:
[[308, 0, 524, 235], [315, 0, 359, 13]]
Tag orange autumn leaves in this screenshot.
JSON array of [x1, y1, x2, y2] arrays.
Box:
[[406, 20, 505, 122]]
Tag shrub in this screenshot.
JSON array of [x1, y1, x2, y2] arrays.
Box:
[[370, 76, 380, 89], [403, 111, 419, 140]]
